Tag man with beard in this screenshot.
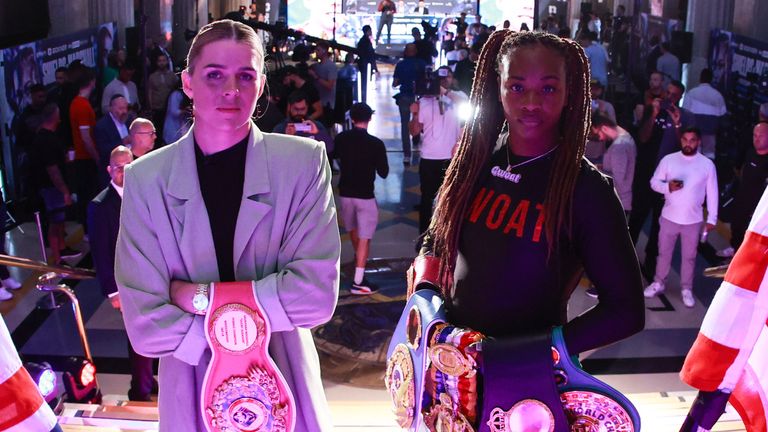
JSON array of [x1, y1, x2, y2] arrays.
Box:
[[273, 91, 333, 156], [634, 71, 666, 125], [94, 94, 130, 187], [629, 79, 694, 278], [644, 127, 718, 308], [280, 65, 323, 121]]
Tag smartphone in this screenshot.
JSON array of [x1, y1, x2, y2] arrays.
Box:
[[293, 122, 312, 133]]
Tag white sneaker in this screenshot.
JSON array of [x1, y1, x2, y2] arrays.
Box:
[[682, 290, 695, 308], [0, 288, 12, 301], [644, 281, 665, 298], [716, 247, 735, 258], [2, 277, 21, 290]]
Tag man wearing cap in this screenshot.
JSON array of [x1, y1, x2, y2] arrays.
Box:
[[409, 66, 468, 233], [333, 103, 389, 295]]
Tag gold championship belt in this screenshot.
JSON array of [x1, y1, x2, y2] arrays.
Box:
[[386, 289, 640, 432], [201, 282, 295, 431]]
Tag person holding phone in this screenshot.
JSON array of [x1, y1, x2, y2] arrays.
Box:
[[645, 127, 718, 308], [629, 79, 695, 279], [272, 91, 334, 156]]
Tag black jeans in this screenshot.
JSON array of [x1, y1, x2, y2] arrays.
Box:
[[376, 13, 393, 43], [127, 338, 155, 400], [419, 158, 451, 233], [70, 159, 98, 230], [628, 162, 662, 268], [397, 94, 415, 159]]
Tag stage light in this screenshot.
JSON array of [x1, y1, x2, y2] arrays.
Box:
[[79, 361, 96, 387], [62, 357, 101, 404], [458, 102, 474, 122], [24, 362, 57, 400]]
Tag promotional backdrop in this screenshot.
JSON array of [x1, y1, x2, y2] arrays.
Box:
[[0, 23, 116, 197]]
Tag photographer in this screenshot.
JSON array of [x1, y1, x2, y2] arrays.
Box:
[[629, 79, 694, 278], [409, 66, 468, 233], [273, 91, 334, 156]]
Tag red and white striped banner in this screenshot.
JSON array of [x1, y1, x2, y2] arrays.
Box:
[[0, 316, 57, 432], [681, 185, 768, 432]]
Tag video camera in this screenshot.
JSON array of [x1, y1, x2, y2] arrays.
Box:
[[415, 67, 449, 97]]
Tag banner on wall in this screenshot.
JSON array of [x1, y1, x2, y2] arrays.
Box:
[[708, 29, 768, 106], [0, 23, 116, 196], [343, 0, 476, 16], [708, 29, 768, 157], [630, 13, 681, 78], [288, 0, 443, 46], [478, 0, 533, 31]]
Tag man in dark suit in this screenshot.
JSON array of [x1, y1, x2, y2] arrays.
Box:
[[94, 94, 130, 188], [413, 0, 429, 14], [357, 25, 378, 103], [88, 146, 154, 401]]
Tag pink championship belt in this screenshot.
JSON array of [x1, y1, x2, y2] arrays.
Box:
[[201, 281, 296, 432]]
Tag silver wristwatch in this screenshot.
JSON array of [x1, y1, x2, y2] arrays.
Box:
[[192, 283, 209, 315]]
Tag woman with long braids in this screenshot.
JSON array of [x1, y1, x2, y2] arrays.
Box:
[[400, 30, 645, 429]]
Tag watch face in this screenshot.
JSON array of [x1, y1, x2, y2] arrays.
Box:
[[193, 293, 209, 311]]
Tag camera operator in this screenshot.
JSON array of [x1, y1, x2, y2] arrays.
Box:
[[409, 66, 468, 234], [629, 79, 694, 278], [273, 91, 334, 156]]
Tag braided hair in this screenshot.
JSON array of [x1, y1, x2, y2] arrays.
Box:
[[430, 30, 592, 296]]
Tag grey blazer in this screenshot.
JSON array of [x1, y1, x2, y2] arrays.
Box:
[[115, 123, 340, 431]]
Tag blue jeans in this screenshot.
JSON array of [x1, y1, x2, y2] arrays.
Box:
[[376, 13, 393, 43]]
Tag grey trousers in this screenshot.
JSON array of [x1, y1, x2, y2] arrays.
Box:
[[654, 216, 702, 291]]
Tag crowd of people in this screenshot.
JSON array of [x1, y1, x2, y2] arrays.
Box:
[[3, 6, 767, 429], [7, 6, 766, 307]]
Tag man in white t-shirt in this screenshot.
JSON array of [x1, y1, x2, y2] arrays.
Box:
[[409, 66, 468, 233], [644, 127, 718, 308], [101, 62, 140, 116], [682, 68, 727, 159], [591, 112, 636, 217], [308, 41, 338, 127]]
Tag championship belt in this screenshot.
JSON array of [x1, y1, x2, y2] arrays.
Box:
[[549, 326, 641, 432], [201, 282, 296, 432], [385, 289, 448, 431], [479, 326, 641, 432], [387, 289, 641, 432]]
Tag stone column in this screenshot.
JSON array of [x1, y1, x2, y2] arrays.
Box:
[[48, 0, 91, 38], [733, 0, 768, 42], [683, 0, 733, 89], [172, 0, 209, 67], [209, 0, 241, 19], [88, 0, 134, 47]]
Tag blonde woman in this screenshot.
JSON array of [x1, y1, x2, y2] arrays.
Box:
[[116, 20, 340, 431]]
